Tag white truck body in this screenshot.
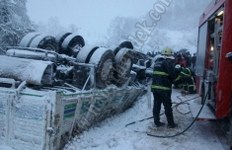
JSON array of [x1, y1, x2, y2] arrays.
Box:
[[0, 84, 143, 150]]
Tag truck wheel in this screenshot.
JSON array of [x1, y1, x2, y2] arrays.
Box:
[[61, 34, 85, 56], [114, 40, 134, 55], [55, 32, 72, 53], [113, 48, 133, 86], [29, 34, 58, 51], [19, 32, 41, 47], [76, 45, 99, 63], [89, 47, 114, 88]]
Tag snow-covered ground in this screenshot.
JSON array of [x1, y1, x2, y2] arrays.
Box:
[[0, 145, 13, 150], [64, 89, 227, 150]]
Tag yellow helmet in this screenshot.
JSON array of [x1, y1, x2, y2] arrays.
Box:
[[161, 47, 173, 56]]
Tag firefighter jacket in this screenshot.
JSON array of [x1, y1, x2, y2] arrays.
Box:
[[152, 58, 177, 93], [175, 67, 196, 93], [174, 67, 191, 81]]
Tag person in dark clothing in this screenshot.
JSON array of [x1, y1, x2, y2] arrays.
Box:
[[152, 47, 178, 128], [179, 67, 196, 94]]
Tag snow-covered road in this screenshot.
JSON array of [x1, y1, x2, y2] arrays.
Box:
[[65, 89, 226, 150]]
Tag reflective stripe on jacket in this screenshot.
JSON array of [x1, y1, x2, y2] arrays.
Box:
[[152, 58, 177, 92], [153, 71, 169, 76], [180, 68, 192, 77], [152, 85, 171, 90]]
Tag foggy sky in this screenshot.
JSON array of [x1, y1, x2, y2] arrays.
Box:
[[26, 0, 212, 52], [27, 0, 154, 37]]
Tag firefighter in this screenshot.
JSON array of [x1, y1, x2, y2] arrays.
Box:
[[151, 47, 178, 128], [179, 67, 196, 94]]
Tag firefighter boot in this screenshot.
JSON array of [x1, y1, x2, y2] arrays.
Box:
[[168, 123, 178, 128], [155, 121, 165, 127], [167, 114, 178, 128]]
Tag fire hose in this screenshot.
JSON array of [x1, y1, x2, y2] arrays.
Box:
[[125, 88, 209, 138], [125, 96, 200, 127], [147, 89, 209, 138]]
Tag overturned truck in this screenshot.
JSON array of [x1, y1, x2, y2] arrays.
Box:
[[0, 33, 145, 150]]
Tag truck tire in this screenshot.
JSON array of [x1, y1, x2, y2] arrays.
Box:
[[76, 45, 99, 63], [113, 48, 133, 86], [55, 32, 72, 54], [29, 34, 58, 51], [61, 34, 85, 56], [114, 40, 134, 55], [89, 47, 114, 88], [19, 32, 41, 47]]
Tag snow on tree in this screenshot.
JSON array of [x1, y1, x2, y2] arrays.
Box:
[[0, 0, 34, 54]]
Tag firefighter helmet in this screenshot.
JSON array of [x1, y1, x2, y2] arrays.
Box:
[[161, 47, 173, 56]]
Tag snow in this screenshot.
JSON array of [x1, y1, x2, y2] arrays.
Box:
[[76, 45, 98, 63], [0, 87, 54, 150], [29, 34, 47, 48], [132, 64, 146, 70], [19, 32, 40, 47], [0, 145, 13, 150], [189, 98, 216, 120], [65, 89, 226, 150], [0, 55, 54, 85], [1, 1, 228, 149], [61, 34, 76, 49], [89, 47, 109, 65], [6, 49, 57, 61]]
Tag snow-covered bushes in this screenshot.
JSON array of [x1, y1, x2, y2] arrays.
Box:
[[0, 0, 34, 52]]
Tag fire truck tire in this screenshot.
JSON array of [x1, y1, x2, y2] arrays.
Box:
[[89, 48, 114, 88], [29, 34, 58, 51], [113, 48, 133, 86], [19, 32, 41, 47], [55, 32, 72, 53], [76, 46, 99, 63], [114, 40, 134, 55], [61, 34, 85, 56]]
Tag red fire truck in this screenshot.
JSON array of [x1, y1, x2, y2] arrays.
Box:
[[195, 0, 232, 147]]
